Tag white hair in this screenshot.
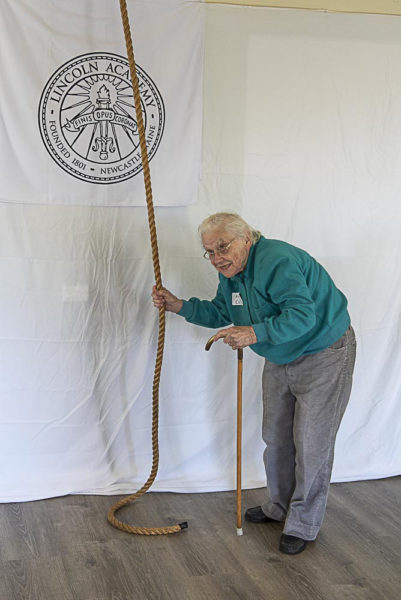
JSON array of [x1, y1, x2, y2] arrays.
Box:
[[198, 212, 261, 245]]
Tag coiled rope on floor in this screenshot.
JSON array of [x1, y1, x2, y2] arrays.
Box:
[[107, 0, 187, 536]]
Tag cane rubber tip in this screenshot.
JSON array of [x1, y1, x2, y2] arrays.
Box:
[[236, 528, 243, 536], [179, 522, 188, 530]]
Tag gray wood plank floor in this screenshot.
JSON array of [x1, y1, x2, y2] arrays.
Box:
[[0, 477, 400, 599]]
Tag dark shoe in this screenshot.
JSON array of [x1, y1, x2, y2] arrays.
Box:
[[244, 506, 278, 523], [279, 534, 307, 555]]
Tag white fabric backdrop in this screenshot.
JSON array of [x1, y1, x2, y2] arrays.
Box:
[[1, 4, 400, 502]]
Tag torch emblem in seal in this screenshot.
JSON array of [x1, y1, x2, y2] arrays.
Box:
[[91, 85, 117, 161]]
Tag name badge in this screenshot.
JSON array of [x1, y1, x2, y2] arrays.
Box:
[[232, 292, 243, 306]]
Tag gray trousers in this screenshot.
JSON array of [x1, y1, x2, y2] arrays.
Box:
[[261, 326, 356, 540]]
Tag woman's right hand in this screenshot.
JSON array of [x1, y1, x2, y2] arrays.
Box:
[[151, 285, 183, 314]]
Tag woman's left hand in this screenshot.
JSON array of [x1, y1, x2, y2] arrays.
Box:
[[213, 326, 257, 350]]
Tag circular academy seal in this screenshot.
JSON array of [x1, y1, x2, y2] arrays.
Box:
[[38, 52, 165, 184]]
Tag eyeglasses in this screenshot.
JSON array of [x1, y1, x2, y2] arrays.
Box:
[[203, 238, 236, 260]]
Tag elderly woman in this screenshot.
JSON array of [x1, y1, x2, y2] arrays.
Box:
[[152, 212, 356, 555]]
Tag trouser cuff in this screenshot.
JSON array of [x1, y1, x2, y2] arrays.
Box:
[[261, 501, 286, 522], [283, 521, 320, 541]]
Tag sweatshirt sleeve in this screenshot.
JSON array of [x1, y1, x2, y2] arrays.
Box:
[[178, 283, 232, 329], [252, 257, 316, 345]]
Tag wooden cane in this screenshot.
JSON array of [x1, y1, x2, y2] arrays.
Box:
[[236, 348, 243, 536], [205, 335, 244, 535]]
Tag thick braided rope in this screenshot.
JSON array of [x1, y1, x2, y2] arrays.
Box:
[[106, 0, 182, 536]]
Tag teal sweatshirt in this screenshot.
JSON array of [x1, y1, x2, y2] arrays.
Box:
[[178, 237, 350, 365]]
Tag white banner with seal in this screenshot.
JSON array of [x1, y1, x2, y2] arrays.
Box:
[[0, 0, 204, 206]]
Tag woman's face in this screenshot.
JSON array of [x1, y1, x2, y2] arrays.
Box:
[[202, 227, 252, 278]]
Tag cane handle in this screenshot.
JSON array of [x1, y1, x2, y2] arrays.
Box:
[[205, 335, 216, 351]]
